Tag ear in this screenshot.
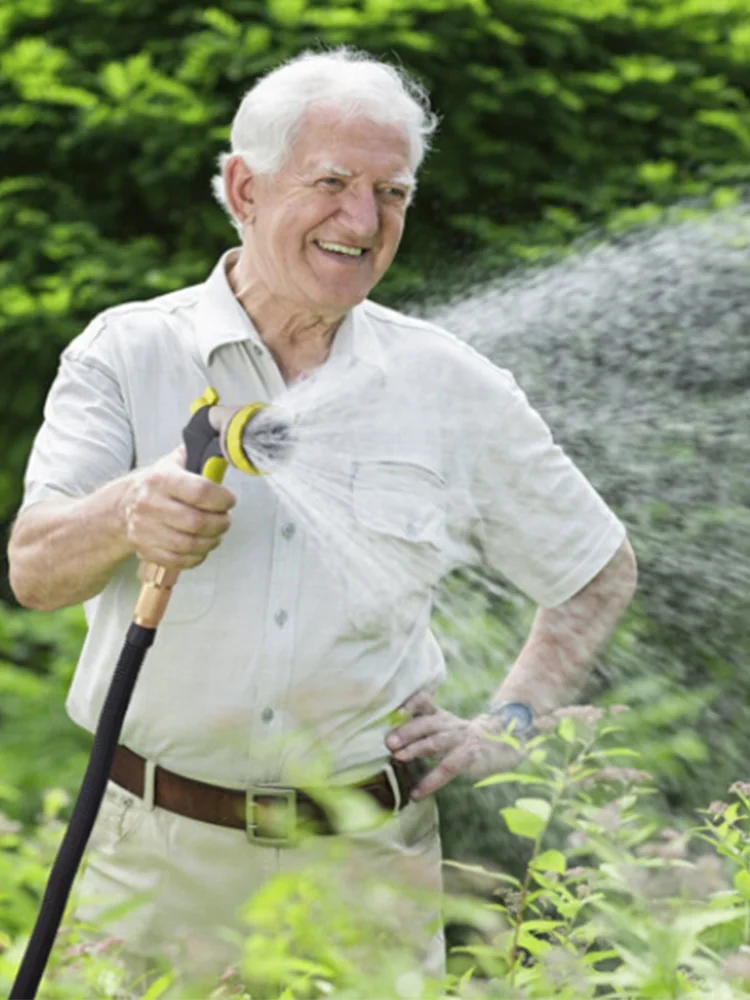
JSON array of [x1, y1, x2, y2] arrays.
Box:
[[223, 155, 256, 226]]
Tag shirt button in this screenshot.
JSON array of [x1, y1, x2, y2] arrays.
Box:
[[253, 343, 263, 356], [281, 522, 296, 540], [261, 706, 274, 723], [274, 609, 288, 628]]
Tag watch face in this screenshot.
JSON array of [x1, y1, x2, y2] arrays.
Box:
[[491, 702, 534, 733]]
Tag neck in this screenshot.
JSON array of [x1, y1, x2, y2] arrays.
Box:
[[228, 252, 343, 382]]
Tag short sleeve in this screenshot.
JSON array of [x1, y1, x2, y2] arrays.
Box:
[[471, 372, 625, 608], [19, 349, 134, 513]]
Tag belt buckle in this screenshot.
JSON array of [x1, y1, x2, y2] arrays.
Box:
[[246, 785, 297, 846]]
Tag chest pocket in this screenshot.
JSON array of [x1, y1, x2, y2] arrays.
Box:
[[352, 460, 446, 546], [347, 459, 447, 635]]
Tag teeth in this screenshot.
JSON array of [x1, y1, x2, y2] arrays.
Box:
[[316, 241, 364, 257]]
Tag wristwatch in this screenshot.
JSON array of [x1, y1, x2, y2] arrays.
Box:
[[486, 701, 535, 736]]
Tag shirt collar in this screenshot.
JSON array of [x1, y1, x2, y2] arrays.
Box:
[[194, 249, 263, 366], [329, 304, 387, 374], [195, 248, 387, 374]]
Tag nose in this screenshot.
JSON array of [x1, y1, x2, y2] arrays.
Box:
[[339, 187, 379, 241]]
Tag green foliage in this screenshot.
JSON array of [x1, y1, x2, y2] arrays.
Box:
[[8, 718, 750, 996], [4, 0, 750, 527], [4, 1, 750, 991], [0, 604, 90, 825]]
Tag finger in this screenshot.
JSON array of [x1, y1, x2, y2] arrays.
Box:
[[411, 750, 466, 800], [166, 444, 187, 469], [155, 466, 236, 513], [170, 503, 232, 539], [179, 476, 237, 514], [386, 713, 450, 752], [133, 524, 221, 562], [400, 691, 438, 717], [132, 495, 231, 541], [393, 730, 460, 763], [133, 545, 208, 571]]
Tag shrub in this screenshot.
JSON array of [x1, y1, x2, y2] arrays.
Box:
[[6, 717, 750, 998], [4, 0, 750, 527]]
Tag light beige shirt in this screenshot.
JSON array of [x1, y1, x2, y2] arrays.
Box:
[[21, 250, 626, 786]]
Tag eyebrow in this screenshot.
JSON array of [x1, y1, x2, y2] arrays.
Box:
[[317, 161, 415, 188], [319, 161, 353, 178], [389, 169, 415, 188]]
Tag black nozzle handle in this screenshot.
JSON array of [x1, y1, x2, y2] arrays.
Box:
[[181, 405, 225, 479]]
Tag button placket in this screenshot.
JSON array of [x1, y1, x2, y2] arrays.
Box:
[[250, 509, 303, 774]]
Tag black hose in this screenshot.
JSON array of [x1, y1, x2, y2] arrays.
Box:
[[9, 623, 155, 1000]]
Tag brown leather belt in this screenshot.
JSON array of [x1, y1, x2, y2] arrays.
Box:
[[110, 745, 420, 843]]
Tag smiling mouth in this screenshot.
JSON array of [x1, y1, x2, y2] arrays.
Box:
[[314, 239, 369, 260]]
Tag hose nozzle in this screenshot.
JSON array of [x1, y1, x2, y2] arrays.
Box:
[[210, 402, 297, 475]]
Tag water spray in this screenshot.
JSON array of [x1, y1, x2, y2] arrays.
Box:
[[10, 388, 293, 1000]]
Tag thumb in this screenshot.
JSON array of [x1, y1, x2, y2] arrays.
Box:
[[401, 691, 438, 717], [167, 444, 187, 469]]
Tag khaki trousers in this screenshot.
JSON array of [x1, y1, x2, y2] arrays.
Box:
[[73, 780, 445, 995]]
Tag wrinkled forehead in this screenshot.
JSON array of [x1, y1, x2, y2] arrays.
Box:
[[290, 106, 415, 181], [315, 159, 415, 186]]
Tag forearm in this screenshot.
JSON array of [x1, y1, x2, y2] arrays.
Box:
[[490, 539, 638, 717], [8, 476, 136, 612]]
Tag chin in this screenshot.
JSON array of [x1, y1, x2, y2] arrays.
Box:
[[315, 286, 372, 312]]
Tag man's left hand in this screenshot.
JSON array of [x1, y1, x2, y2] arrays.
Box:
[[385, 691, 524, 800], [386, 691, 605, 801]]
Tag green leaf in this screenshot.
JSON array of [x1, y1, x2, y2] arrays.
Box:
[[475, 771, 548, 787], [267, 0, 307, 26], [141, 972, 176, 1000], [558, 715, 576, 743], [42, 787, 69, 820], [443, 859, 521, 886], [516, 798, 551, 821], [488, 19, 523, 45], [531, 849, 566, 874], [698, 110, 750, 151], [712, 186, 741, 210], [200, 7, 242, 37], [502, 806, 545, 839], [638, 161, 677, 186], [734, 869, 750, 902], [516, 926, 553, 956]]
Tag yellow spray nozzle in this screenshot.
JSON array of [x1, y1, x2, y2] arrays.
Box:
[[189, 390, 295, 479], [190, 386, 220, 415], [223, 403, 270, 476]]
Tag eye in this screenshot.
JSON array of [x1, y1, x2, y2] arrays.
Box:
[[318, 177, 345, 191], [379, 186, 409, 203]]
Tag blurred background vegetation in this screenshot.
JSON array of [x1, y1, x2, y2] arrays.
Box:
[[3, 0, 750, 973]]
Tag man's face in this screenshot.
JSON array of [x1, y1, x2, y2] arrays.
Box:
[[240, 107, 413, 317]]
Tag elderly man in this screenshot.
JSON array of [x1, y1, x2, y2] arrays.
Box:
[[8, 48, 636, 989]]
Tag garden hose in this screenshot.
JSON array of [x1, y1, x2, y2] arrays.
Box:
[[10, 390, 291, 1000]]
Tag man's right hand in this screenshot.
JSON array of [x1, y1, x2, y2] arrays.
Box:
[[122, 447, 237, 570]]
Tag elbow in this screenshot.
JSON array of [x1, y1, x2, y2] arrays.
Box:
[[579, 536, 638, 613], [7, 539, 55, 612], [621, 536, 639, 605], [604, 536, 638, 617], [8, 562, 51, 611]]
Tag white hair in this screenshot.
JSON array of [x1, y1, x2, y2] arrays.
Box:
[[211, 47, 439, 225]]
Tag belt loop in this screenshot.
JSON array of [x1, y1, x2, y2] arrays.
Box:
[[384, 761, 401, 814], [143, 758, 156, 811]]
